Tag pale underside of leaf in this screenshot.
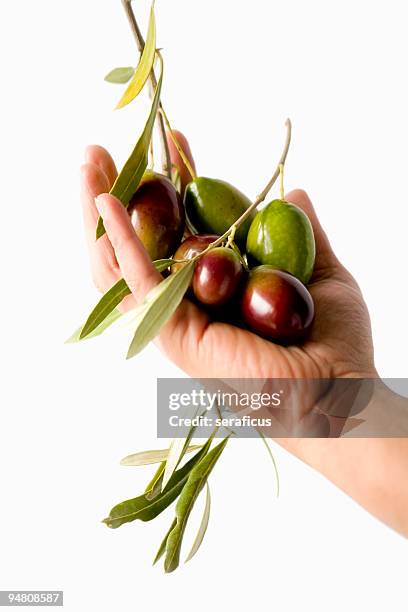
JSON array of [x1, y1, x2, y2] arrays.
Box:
[[115, 3, 156, 110], [185, 483, 211, 564], [120, 444, 202, 467], [162, 437, 188, 492], [67, 259, 174, 344], [104, 66, 135, 84], [103, 443, 212, 529], [126, 261, 194, 360], [65, 308, 122, 344], [161, 417, 201, 491]]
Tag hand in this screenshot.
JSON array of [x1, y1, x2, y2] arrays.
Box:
[[81, 134, 377, 382], [80, 134, 408, 537]]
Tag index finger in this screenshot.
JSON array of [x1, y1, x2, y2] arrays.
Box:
[[94, 193, 161, 303]]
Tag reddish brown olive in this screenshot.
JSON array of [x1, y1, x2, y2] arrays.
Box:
[[193, 247, 243, 306], [241, 266, 314, 344], [128, 171, 185, 261], [172, 234, 219, 274]]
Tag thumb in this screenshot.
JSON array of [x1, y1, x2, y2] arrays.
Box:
[[285, 189, 340, 275]]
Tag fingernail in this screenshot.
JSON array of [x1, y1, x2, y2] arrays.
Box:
[[95, 194, 106, 217]]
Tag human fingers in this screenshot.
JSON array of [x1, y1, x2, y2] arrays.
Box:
[[166, 130, 197, 195], [285, 189, 340, 276], [85, 145, 118, 188], [94, 193, 161, 302], [80, 163, 120, 293], [93, 193, 213, 369]]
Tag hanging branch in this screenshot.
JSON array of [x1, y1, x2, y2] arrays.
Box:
[[121, 0, 172, 178]]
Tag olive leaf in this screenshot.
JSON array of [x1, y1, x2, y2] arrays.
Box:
[[162, 438, 190, 492], [120, 444, 202, 467], [259, 431, 280, 497], [161, 422, 199, 491], [80, 279, 131, 340], [171, 165, 181, 193], [103, 441, 211, 529], [185, 483, 211, 564], [164, 437, 229, 573], [115, 2, 156, 110], [153, 259, 176, 273], [96, 54, 164, 239], [70, 259, 174, 343], [65, 308, 122, 344], [153, 518, 177, 565], [126, 261, 194, 360], [104, 67, 135, 84], [144, 461, 166, 501]]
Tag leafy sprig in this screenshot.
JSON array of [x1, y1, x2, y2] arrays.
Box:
[[69, 0, 282, 573]]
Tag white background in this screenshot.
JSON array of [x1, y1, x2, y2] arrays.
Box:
[[0, 0, 407, 610]]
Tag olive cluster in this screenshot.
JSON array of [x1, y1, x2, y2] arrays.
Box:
[[128, 172, 315, 344]]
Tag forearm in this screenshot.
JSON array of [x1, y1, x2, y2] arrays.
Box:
[[281, 384, 408, 537]]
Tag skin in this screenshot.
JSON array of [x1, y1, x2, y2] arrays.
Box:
[[80, 131, 408, 537]]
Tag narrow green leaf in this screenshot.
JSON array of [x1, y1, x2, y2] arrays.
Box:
[[185, 483, 211, 564], [161, 421, 200, 491], [153, 259, 174, 273], [144, 461, 166, 501], [259, 431, 280, 497], [171, 165, 181, 193], [164, 437, 229, 573], [65, 308, 122, 344], [80, 279, 131, 340], [103, 441, 211, 529], [96, 54, 164, 239], [120, 444, 202, 467], [126, 262, 194, 360], [115, 3, 156, 110], [153, 518, 177, 565], [68, 259, 172, 344], [104, 67, 135, 84], [162, 438, 189, 492]]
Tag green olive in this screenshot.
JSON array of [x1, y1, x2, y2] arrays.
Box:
[[184, 177, 255, 248], [246, 199, 316, 284]]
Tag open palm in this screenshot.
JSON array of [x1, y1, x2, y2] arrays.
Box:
[[80, 134, 376, 387]]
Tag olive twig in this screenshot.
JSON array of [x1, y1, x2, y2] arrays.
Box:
[[279, 163, 285, 200], [159, 106, 197, 180], [189, 119, 293, 263], [149, 133, 155, 169], [230, 242, 250, 271], [121, 0, 172, 179], [255, 118, 292, 206], [225, 226, 237, 248]]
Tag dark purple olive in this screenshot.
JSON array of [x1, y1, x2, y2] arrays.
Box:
[[241, 265, 314, 344], [193, 247, 243, 306], [172, 234, 219, 274], [128, 171, 185, 261]]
